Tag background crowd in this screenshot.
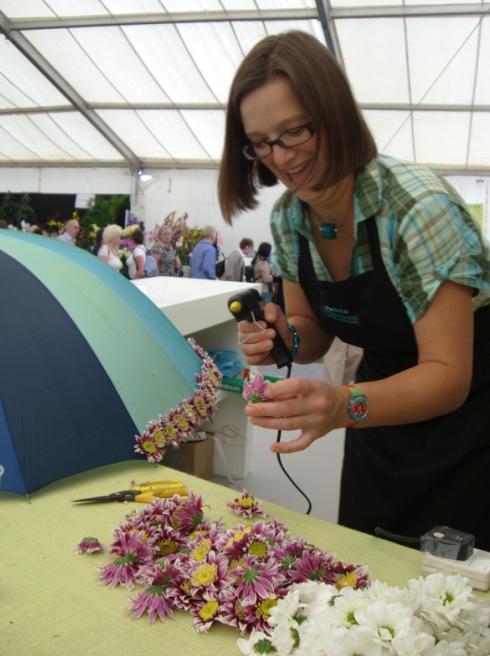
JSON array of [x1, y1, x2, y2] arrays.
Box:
[[0, 211, 280, 303]]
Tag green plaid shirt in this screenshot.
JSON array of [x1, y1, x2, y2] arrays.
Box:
[[271, 155, 490, 323]]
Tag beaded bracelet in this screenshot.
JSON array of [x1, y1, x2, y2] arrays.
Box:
[[287, 323, 300, 361]]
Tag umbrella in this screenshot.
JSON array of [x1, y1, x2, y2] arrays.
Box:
[[0, 230, 202, 494]]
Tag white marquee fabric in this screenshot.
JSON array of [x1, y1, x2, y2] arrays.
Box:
[[0, 0, 489, 175]]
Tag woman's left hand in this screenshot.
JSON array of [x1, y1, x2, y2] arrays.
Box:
[[245, 377, 347, 453]]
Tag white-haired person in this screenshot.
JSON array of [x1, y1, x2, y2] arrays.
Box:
[[190, 225, 218, 279], [97, 224, 123, 272]]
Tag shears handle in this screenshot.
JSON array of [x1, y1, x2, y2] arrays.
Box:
[[132, 482, 188, 502]]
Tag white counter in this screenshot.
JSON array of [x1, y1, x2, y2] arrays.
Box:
[[132, 276, 262, 479]]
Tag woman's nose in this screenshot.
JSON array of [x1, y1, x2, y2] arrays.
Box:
[[270, 144, 295, 166]]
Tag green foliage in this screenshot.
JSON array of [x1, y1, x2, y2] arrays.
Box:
[[0, 192, 36, 228]]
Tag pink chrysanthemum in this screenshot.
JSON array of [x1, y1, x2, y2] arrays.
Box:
[[75, 536, 105, 554], [130, 560, 182, 622], [99, 531, 153, 589], [130, 585, 175, 622], [172, 493, 205, 533], [243, 372, 270, 403], [230, 555, 280, 606], [288, 548, 339, 585], [227, 490, 265, 519], [191, 598, 220, 632]]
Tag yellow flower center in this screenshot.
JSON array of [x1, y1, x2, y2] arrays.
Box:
[[191, 563, 218, 587], [249, 540, 267, 559], [239, 497, 254, 508], [198, 600, 219, 622], [234, 600, 246, 621], [226, 529, 248, 549], [336, 571, 358, 589], [175, 416, 190, 430], [255, 598, 277, 619], [152, 428, 166, 447], [164, 422, 177, 437], [158, 539, 178, 556], [142, 440, 156, 454], [191, 539, 212, 561]]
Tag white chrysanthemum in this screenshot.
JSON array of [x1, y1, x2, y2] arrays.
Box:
[[355, 600, 413, 646], [410, 574, 475, 635], [431, 638, 467, 656], [268, 588, 300, 627], [327, 587, 370, 630], [270, 620, 298, 655], [237, 630, 274, 655], [391, 624, 436, 656], [367, 579, 415, 608], [294, 580, 338, 605], [322, 625, 384, 656]]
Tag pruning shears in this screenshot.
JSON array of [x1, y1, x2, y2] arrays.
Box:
[[72, 479, 188, 504]]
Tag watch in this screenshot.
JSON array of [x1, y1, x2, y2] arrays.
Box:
[[346, 384, 368, 427]]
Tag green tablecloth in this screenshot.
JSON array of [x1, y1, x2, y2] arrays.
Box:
[[1, 461, 486, 656]]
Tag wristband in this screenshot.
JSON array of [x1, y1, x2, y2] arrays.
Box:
[[345, 384, 368, 428], [287, 323, 300, 361]]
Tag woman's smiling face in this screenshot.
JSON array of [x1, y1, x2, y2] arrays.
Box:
[[240, 76, 323, 202]]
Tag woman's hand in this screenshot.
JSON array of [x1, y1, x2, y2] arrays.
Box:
[[245, 378, 348, 453], [238, 303, 290, 366]]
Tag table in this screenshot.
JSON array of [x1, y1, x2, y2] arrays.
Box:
[[1, 461, 487, 656]]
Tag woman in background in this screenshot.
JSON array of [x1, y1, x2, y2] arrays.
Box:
[[152, 225, 181, 276], [127, 228, 146, 280], [97, 224, 122, 272], [252, 241, 275, 303]]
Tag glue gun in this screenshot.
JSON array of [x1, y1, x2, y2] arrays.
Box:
[[227, 288, 292, 369]]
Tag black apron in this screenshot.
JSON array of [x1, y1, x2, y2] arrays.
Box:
[[298, 218, 490, 549]]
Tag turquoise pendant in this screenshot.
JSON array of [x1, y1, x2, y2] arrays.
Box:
[[319, 223, 338, 240]]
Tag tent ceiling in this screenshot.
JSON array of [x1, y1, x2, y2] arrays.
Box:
[[0, 0, 489, 174]]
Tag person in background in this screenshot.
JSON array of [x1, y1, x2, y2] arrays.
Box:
[[97, 224, 123, 272], [217, 31, 490, 549], [127, 227, 146, 280], [222, 237, 254, 281], [91, 227, 104, 255], [252, 242, 275, 303], [190, 225, 217, 279], [151, 225, 181, 276], [57, 218, 79, 245], [28, 225, 43, 235], [144, 247, 160, 277]]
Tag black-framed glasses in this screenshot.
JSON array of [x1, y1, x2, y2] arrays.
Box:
[[242, 122, 315, 160]]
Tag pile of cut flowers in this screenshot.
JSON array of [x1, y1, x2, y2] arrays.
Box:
[[77, 490, 368, 635]]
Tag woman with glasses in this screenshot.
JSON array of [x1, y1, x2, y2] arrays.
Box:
[[218, 31, 490, 549]]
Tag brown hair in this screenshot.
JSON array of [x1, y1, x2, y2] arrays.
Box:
[[239, 237, 254, 250], [218, 31, 377, 223]]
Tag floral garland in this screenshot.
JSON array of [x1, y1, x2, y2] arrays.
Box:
[[238, 574, 490, 655], [76, 492, 369, 635], [134, 338, 222, 463]]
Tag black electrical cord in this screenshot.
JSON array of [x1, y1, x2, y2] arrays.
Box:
[[274, 362, 312, 515], [374, 526, 420, 547]]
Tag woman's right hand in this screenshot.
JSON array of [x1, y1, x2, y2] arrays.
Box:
[[238, 303, 290, 365]]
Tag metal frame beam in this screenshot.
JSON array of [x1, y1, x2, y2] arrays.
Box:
[[0, 11, 142, 171], [5, 9, 318, 31], [0, 159, 488, 176], [3, 102, 490, 114]]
